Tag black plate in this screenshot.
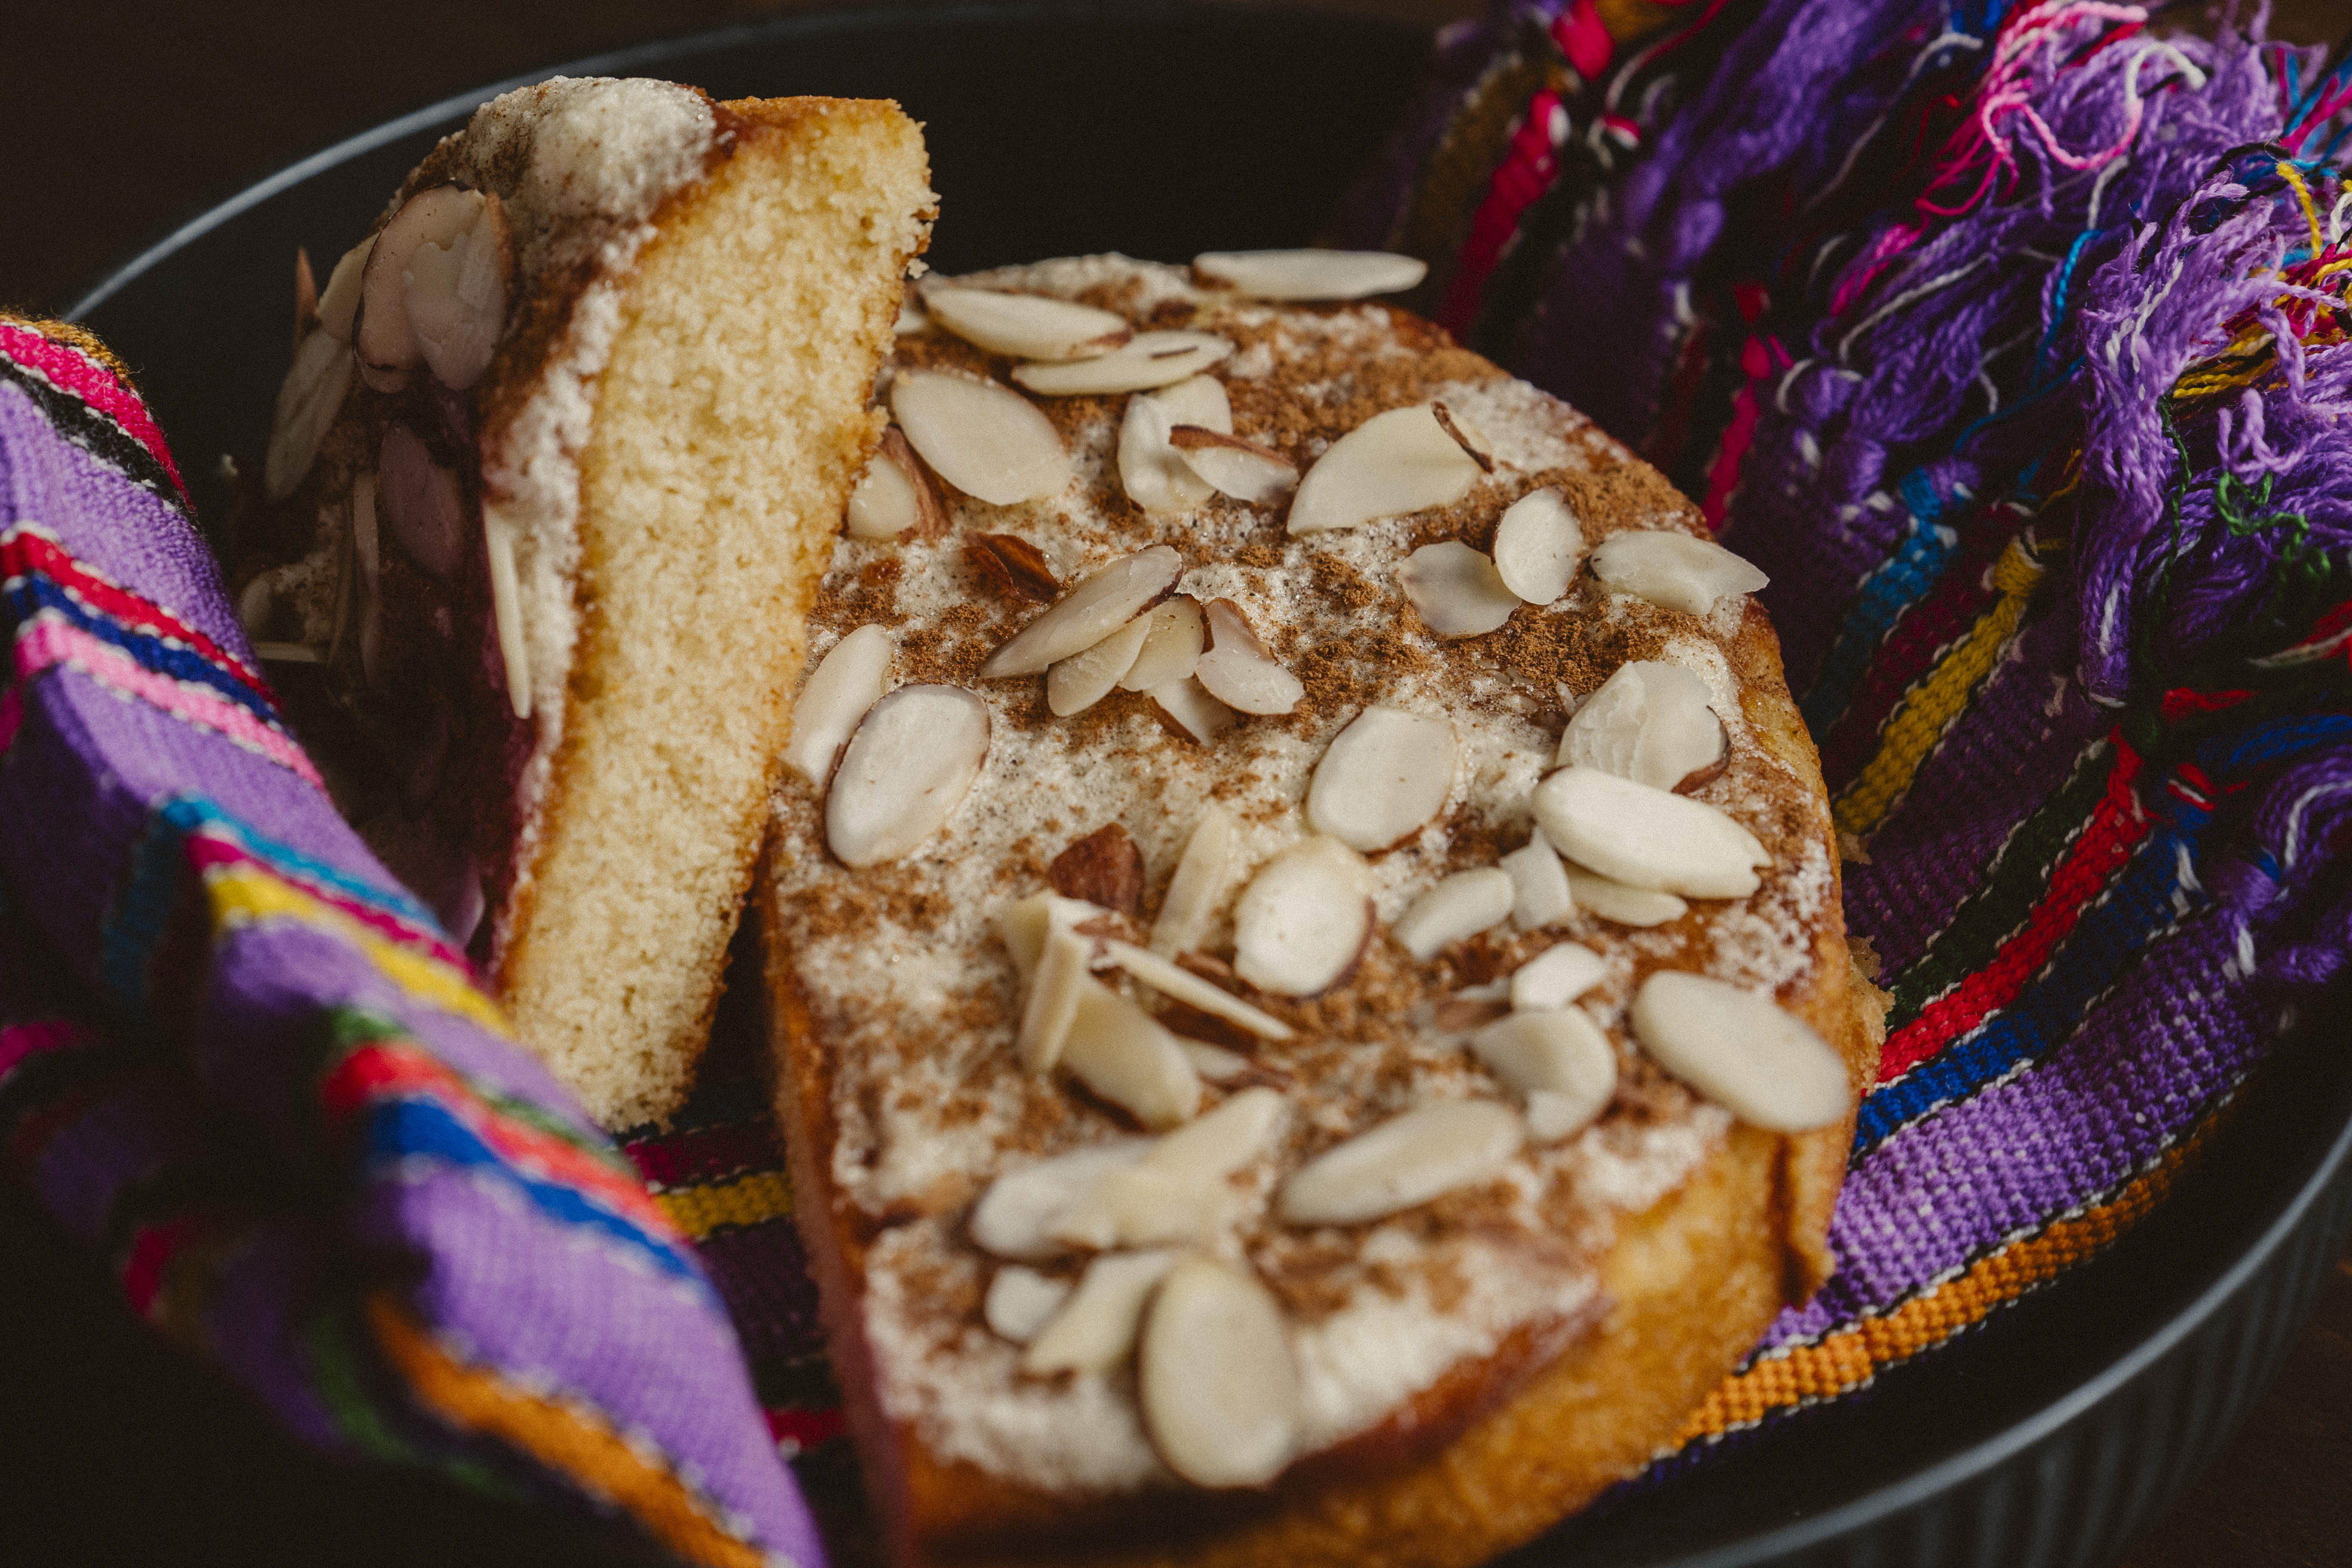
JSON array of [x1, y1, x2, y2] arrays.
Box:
[[44, 5, 2352, 1565]]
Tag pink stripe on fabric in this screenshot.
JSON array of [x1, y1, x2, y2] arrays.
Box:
[[0, 1018, 91, 1080], [0, 322, 187, 498], [14, 618, 324, 788]]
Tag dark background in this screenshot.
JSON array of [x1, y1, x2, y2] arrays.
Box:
[[2, 2, 2347, 1566]]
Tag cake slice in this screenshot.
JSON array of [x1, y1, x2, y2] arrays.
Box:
[[245, 79, 933, 1128], [762, 253, 1880, 1566]]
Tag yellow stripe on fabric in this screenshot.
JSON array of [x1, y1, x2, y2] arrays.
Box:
[[367, 1293, 769, 1568], [656, 1169, 795, 1241], [205, 865, 508, 1038], [1835, 535, 2050, 838], [1672, 1136, 2197, 1444], [2279, 161, 2325, 258]]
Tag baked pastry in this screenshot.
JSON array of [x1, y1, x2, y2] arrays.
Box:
[[243, 78, 933, 1127], [761, 253, 1881, 1566]]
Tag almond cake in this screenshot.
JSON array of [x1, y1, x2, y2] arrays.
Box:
[[762, 252, 1884, 1567], [243, 78, 935, 1127]]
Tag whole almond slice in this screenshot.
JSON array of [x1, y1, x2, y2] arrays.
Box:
[[317, 237, 373, 345], [1119, 596, 1206, 691], [1392, 868, 1515, 960], [1140, 1257, 1300, 1487], [1232, 837, 1373, 997], [1471, 1010, 1616, 1143], [923, 286, 1131, 361], [1276, 1100, 1524, 1225], [1501, 829, 1575, 930], [847, 429, 946, 540], [1150, 802, 1238, 956], [379, 423, 465, 578], [981, 546, 1183, 678], [1630, 971, 1851, 1132], [891, 369, 1070, 506], [405, 188, 510, 390], [1102, 940, 1294, 1040], [1118, 390, 1217, 514], [1509, 942, 1607, 1011], [1193, 249, 1427, 301], [1150, 676, 1239, 743], [357, 185, 480, 376], [1018, 928, 1093, 1073], [1169, 427, 1298, 503], [1589, 531, 1769, 614], [1493, 488, 1585, 604], [826, 685, 991, 867], [782, 624, 893, 783], [1023, 1249, 1178, 1376], [1557, 661, 1728, 791], [1193, 599, 1302, 715], [985, 1266, 1072, 1343], [1287, 403, 1487, 535], [972, 1141, 1151, 1260], [1563, 866, 1688, 927], [1015, 331, 1233, 396], [1047, 613, 1153, 716], [1398, 541, 1519, 636], [1306, 706, 1457, 852], [1061, 978, 1203, 1129], [264, 329, 354, 502], [1533, 765, 1767, 899]]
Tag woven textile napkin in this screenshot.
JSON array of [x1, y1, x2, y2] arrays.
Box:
[[0, 317, 822, 1565]]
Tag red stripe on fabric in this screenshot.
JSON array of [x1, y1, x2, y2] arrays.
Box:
[[1699, 330, 1791, 526], [0, 1017, 91, 1079], [4, 526, 271, 701], [624, 1120, 786, 1192], [181, 832, 462, 970], [320, 1042, 669, 1229], [9, 1068, 140, 1168], [1878, 733, 2152, 1081], [764, 1407, 845, 1450], [0, 321, 187, 499], [1436, 88, 1569, 336], [2160, 687, 2253, 722], [120, 1213, 206, 1317]]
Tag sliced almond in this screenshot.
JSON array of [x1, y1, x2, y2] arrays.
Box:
[[292, 246, 318, 347], [1509, 942, 1607, 1011], [1429, 402, 1496, 473], [972, 1141, 1151, 1260], [1392, 868, 1515, 961], [985, 1266, 1072, 1344], [847, 429, 947, 540], [783, 624, 893, 784], [1018, 928, 1092, 1073], [1048, 824, 1145, 914], [1193, 599, 1303, 715], [923, 286, 1131, 360], [1533, 766, 1768, 899], [1117, 379, 1230, 514], [891, 369, 1070, 506], [1232, 837, 1373, 997], [1588, 531, 1769, 614], [1061, 979, 1203, 1129], [264, 328, 353, 502], [997, 892, 1107, 985], [317, 237, 372, 345], [894, 300, 931, 335], [1102, 941, 1294, 1040], [1013, 331, 1232, 396], [1150, 676, 1240, 743], [378, 423, 465, 578], [483, 504, 529, 719], [1169, 427, 1298, 503], [1193, 249, 1427, 301], [1276, 1100, 1524, 1225], [1493, 488, 1585, 604], [966, 531, 1061, 602], [981, 546, 1183, 678], [1287, 403, 1486, 536], [1629, 971, 1851, 1132], [1306, 706, 1457, 852], [405, 188, 511, 390], [1024, 1250, 1177, 1375], [1501, 829, 1575, 930], [1151, 374, 1233, 431], [1047, 613, 1152, 716], [1119, 596, 1206, 691], [1181, 1040, 1255, 1081], [1471, 1010, 1615, 1142], [1563, 866, 1688, 927], [1557, 661, 1728, 792], [826, 685, 991, 867], [1150, 802, 1238, 956], [1398, 541, 1519, 636], [357, 185, 476, 376], [1049, 1086, 1287, 1249], [1432, 995, 1511, 1033], [1140, 1257, 1300, 1487]]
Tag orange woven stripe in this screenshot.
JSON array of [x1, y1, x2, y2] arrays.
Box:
[[367, 1293, 767, 1568], [1675, 1135, 2200, 1442]]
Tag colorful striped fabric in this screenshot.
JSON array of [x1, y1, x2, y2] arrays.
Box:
[[0, 316, 824, 1567]]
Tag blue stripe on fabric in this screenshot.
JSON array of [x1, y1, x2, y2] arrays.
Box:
[[155, 797, 442, 935], [2196, 710, 2352, 776], [1800, 485, 1967, 736], [5, 576, 280, 731], [362, 1097, 707, 1294]]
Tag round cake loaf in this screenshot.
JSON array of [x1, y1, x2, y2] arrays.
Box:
[[761, 253, 1881, 1567]]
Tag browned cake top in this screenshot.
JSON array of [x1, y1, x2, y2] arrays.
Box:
[[765, 254, 1844, 1497]]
